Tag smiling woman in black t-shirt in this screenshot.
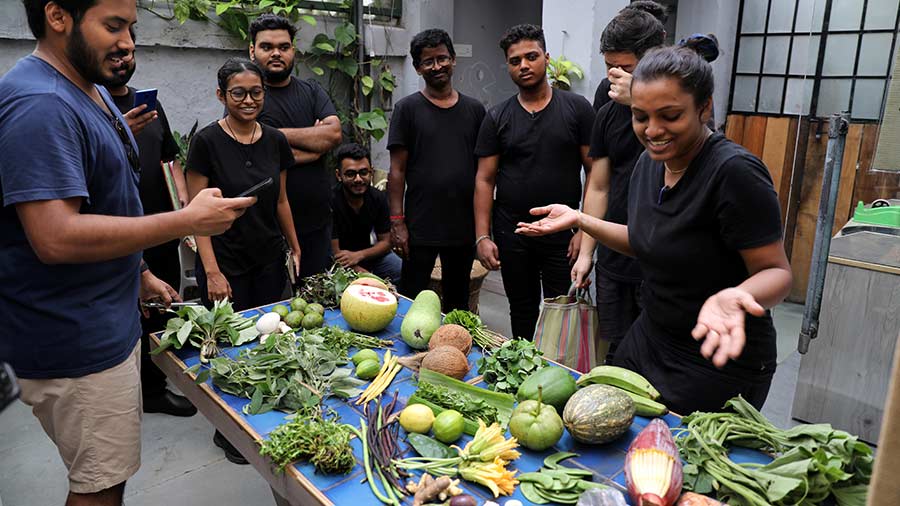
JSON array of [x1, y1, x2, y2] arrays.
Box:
[[186, 59, 300, 311], [516, 47, 792, 415]]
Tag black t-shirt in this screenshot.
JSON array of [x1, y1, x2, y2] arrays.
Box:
[[387, 92, 485, 246], [592, 78, 612, 112], [258, 77, 338, 233], [588, 100, 643, 282], [331, 185, 391, 252], [110, 87, 180, 215], [474, 89, 594, 243], [628, 133, 783, 374], [186, 122, 294, 275]]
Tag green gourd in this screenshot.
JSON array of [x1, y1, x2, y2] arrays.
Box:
[[400, 290, 442, 350], [562, 384, 634, 444], [517, 366, 577, 413]]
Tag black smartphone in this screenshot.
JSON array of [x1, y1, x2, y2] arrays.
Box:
[[1, 362, 20, 414], [237, 177, 274, 198], [133, 88, 158, 112]]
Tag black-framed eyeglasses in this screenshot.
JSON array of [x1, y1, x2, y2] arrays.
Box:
[[420, 55, 451, 70], [112, 117, 141, 176], [226, 86, 265, 102], [342, 168, 372, 179]]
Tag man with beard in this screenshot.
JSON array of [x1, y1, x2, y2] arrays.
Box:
[[331, 143, 401, 283], [474, 24, 593, 340], [387, 29, 485, 310], [0, 2, 253, 504], [106, 48, 197, 417], [249, 14, 342, 279]]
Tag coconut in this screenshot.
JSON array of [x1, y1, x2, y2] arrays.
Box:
[[340, 284, 398, 332], [421, 346, 470, 380], [428, 324, 473, 355]]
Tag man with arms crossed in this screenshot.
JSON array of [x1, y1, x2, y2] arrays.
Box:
[[0, 2, 251, 504], [250, 14, 343, 279]]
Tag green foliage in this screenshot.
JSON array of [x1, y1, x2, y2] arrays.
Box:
[[547, 56, 585, 91], [476, 338, 546, 394], [167, 0, 397, 147], [153, 299, 258, 362]]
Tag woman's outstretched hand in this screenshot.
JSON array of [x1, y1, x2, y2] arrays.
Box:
[[515, 204, 579, 237], [692, 287, 766, 368]]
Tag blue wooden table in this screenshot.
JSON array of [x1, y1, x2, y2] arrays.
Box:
[[151, 298, 768, 505]]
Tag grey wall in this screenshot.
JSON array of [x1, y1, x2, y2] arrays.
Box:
[[451, 0, 543, 108]]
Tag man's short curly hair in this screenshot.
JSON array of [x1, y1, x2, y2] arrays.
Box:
[[249, 14, 297, 45], [499, 24, 545, 55]]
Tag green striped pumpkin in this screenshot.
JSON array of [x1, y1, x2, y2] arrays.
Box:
[[562, 384, 635, 444]]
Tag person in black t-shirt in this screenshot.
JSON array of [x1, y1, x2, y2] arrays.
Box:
[[331, 143, 401, 283], [249, 14, 342, 280], [387, 29, 485, 311], [592, 1, 668, 112], [516, 47, 793, 415], [474, 24, 594, 340], [107, 53, 197, 418], [574, 9, 665, 364]]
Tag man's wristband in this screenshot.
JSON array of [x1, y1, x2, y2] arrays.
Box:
[[475, 234, 491, 246], [390, 215, 405, 221]]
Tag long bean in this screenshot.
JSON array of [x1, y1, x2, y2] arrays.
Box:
[[353, 422, 395, 505]]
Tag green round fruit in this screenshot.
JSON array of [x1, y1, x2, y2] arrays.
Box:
[[351, 349, 380, 366], [399, 404, 435, 434], [432, 410, 465, 443], [284, 310, 304, 329], [306, 303, 325, 316], [301, 312, 324, 329], [271, 304, 290, 318], [290, 297, 308, 313], [356, 359, 381, 380], [562, 384, 634, 444]]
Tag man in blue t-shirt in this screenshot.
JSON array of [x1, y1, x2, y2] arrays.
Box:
[[0, 2, 253, 504]]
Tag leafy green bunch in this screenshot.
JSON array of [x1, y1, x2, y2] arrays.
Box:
[[259, 412, 356, 474], [476, 339, 545, 394], [415, 382, 500, 426], [153, 299, 258, 362]]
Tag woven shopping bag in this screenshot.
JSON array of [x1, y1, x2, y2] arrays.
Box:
[[532, 284, 607, 373]]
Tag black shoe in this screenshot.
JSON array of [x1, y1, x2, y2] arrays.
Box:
[[214, 430, 249, 465], [143, 390, 198, 417]]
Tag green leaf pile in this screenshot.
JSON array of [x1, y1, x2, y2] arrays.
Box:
[[153, 299, 257, 362], [476, 339, 545, 394], [676, 396, 873, 506]]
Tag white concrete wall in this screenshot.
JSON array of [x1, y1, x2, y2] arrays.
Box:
[[673, 0, 740, 130], [542, 0, 629, 100]]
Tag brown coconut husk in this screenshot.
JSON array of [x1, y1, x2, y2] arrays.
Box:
[[421, 346, 470, 380], [428, 324, 473, 355]]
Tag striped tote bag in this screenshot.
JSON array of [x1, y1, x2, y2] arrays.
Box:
[[532, 284, 605, 373]]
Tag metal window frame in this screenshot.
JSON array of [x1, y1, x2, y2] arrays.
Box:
[[292, 0, 402, 20], [729, 0, 900, 122]]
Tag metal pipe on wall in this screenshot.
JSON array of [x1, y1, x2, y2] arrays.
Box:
[[798, 112, 850, 354]]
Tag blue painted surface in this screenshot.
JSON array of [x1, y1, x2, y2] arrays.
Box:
[[172, 300, 772, 506]]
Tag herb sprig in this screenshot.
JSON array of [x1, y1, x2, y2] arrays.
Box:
[[476, 339, 545, 394]]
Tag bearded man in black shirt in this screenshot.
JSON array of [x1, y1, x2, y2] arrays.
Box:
[[387, 29, 485, 311], [474, 24, 594, 340], [249, 14, 342, 279], [107, 51, 196, 418]]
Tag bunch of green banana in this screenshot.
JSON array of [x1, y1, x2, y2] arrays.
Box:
[[576, 365, 668, 417], [518, 452, 606, 505]]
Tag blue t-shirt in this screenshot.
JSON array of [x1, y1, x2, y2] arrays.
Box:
[[0, 56, 143, 379]]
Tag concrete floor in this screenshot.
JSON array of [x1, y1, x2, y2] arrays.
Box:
[[0, 272, 806, 506]]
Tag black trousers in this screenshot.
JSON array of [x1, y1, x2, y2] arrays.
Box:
[[196, 257, 291, 311], [140, 240, 181, 398], [495, 229, 572, 340], [594, 270, 642, 364], [400, 244, 474, 313], [297, 223, 333, 281]]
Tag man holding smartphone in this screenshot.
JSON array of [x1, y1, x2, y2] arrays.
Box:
[[250, 14, 343, 280], [106, 48, 196, 417], [0, 2, 253, 504]]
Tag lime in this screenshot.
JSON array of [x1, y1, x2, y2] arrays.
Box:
[[306, 303, 325, 316], [399, 404, 435, 434], [301, 312, 324, 329], [272, 304, 290, 318], [290, 297, 308, 313], [432, 410, 465, 443], [351, 349, 379, 366], [355, 359, 381, 380], [284, 310, 304, 328]]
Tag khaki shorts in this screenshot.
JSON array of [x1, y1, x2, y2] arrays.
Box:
[[18, 341, 142, 494]]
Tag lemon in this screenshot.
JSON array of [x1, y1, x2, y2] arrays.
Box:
[[399, 404, 435, 434], [271, 304, 290, 318], [301, 312, 324, 329], [284, 310, 304, 328], [290, 297, 308, 313], [432, 410, 465, 443]]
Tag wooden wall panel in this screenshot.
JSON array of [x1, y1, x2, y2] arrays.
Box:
[[743, 116, 768, 159], [761, 117, 796, 224], [832, 124, 863, 235], [725, 114, 746, 145], [788, 127, 830, 302]]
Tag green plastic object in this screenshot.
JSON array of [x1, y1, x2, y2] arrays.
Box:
[[852, 201, 900, 228]]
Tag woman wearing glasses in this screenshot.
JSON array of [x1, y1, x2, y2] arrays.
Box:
[[186, 58, 301, 313]]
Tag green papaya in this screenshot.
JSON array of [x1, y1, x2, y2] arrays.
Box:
[[400, 290, 442, 349], [517, 366, 577, 413]]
